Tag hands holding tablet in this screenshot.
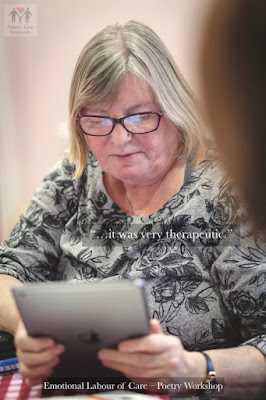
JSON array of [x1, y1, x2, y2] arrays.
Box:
[[14, 318, 200, 388], [98, 319, 201, 384], [7, 300, 266, 399], [14, 320, 65, 387]]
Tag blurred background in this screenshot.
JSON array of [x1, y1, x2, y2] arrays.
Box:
[[0, 0, 213, 241]]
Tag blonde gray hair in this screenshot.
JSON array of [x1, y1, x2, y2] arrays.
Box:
[[68, 20, 206, 178]]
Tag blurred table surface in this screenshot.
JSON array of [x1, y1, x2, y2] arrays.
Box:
[[0, 372, 42, 399]]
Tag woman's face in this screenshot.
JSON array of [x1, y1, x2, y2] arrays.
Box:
[[83, 73, 179, 186]]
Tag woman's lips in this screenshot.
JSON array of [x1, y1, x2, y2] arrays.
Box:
[[111, 152, 142, 160]]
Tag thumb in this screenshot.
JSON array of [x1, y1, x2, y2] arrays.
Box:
[[150, 318, 163, 334]]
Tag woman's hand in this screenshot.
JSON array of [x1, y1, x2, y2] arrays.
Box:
[[15, 320, 65, 386], [98, 319, 198, 385]]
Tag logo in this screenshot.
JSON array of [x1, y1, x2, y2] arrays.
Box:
[[78, 330, 101, 345], [4, 4, 37, 37]]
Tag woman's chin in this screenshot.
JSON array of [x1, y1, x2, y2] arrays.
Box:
[[111, 168, 147, 185]]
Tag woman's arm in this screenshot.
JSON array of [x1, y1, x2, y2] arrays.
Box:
[[0, 157, 78, 383], [0, 157, 79, 284], [0, 274, 22, 333], [202, 345, 266, 386]]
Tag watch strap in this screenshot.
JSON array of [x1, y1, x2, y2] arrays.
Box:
[[202, 352, 216, 383]]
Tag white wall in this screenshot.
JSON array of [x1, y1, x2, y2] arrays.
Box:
[[0, 0, 213, 241]]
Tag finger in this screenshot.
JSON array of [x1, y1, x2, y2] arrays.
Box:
[[15, 334, 55, 353], [100, 355, 177, 380], [99, 347, 183, 381], [99, 358, 129, 375], [99, 349, 162, 369], [24, 369, 53, 387], [99, 357, 153, 379], [118, 333, 180, 354], [19, 357, 60, 380], [15, 321, 56, 352], [150, 319, 163, 334], [17, 344, 65, 368], [15, 335, 56, 352]]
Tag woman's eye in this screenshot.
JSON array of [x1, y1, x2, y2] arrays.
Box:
[[86, 118, 110, 126], [89, 120, 101, 126], [128, 114, 151, 124], [139, 114, 151, 121]]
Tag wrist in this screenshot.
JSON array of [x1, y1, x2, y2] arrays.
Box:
[[185, 350, 207, 380]]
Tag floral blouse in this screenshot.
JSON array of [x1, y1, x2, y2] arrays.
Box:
[[0, 152, 265, 355]]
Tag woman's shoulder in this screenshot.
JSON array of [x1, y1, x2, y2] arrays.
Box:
[[183, 148, 228, 195], [41, 151, 100, 189], [189, 145, 237, 196], [188, 149, 256, 237], [42, 156, 76, 183]]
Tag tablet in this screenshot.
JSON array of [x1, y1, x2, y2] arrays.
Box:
[[12, 279, 150, 380]]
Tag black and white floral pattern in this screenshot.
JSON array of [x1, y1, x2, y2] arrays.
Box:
[[0, 152, 265, 355]]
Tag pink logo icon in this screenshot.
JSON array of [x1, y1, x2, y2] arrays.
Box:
[[16, 7, 25, 14]]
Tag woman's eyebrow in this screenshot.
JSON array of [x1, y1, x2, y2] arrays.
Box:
[[83, 102, 155, 115], [83, 108, 108, 114], [125, 102, 155, 114]]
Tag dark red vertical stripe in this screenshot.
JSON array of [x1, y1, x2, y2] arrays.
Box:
[[0, 374, 13, 399]]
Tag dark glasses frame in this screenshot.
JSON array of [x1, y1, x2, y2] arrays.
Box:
[[76, 111, 164, 136]]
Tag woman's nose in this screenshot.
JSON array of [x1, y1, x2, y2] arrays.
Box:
[[109, 123, 133, 146]]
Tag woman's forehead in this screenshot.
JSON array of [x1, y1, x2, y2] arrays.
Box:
[[83, 74, 158, 114]]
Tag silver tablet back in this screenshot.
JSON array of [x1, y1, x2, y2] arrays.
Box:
[[13, 279, 150, 379]]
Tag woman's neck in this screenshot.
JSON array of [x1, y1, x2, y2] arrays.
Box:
[[103, 159, 187, 217]]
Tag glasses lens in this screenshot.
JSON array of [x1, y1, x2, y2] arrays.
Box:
[[80, 116, 113, 135], [124, 113, 159, 133]]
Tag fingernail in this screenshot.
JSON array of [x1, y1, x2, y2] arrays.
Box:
[[98, 350, 105, 359], [118, 342, 127, 351], [52, 357, 60, 366], [44, 339, 54, 347], [56, 344, 65, 354]]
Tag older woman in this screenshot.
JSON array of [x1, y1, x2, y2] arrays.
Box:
[[0, 21, 265, 395]]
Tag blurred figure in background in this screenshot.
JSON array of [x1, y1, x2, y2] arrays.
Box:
[[201, 0, 266, 232]]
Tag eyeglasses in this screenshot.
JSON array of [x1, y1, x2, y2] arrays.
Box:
[[76, 111, 164, 136]]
